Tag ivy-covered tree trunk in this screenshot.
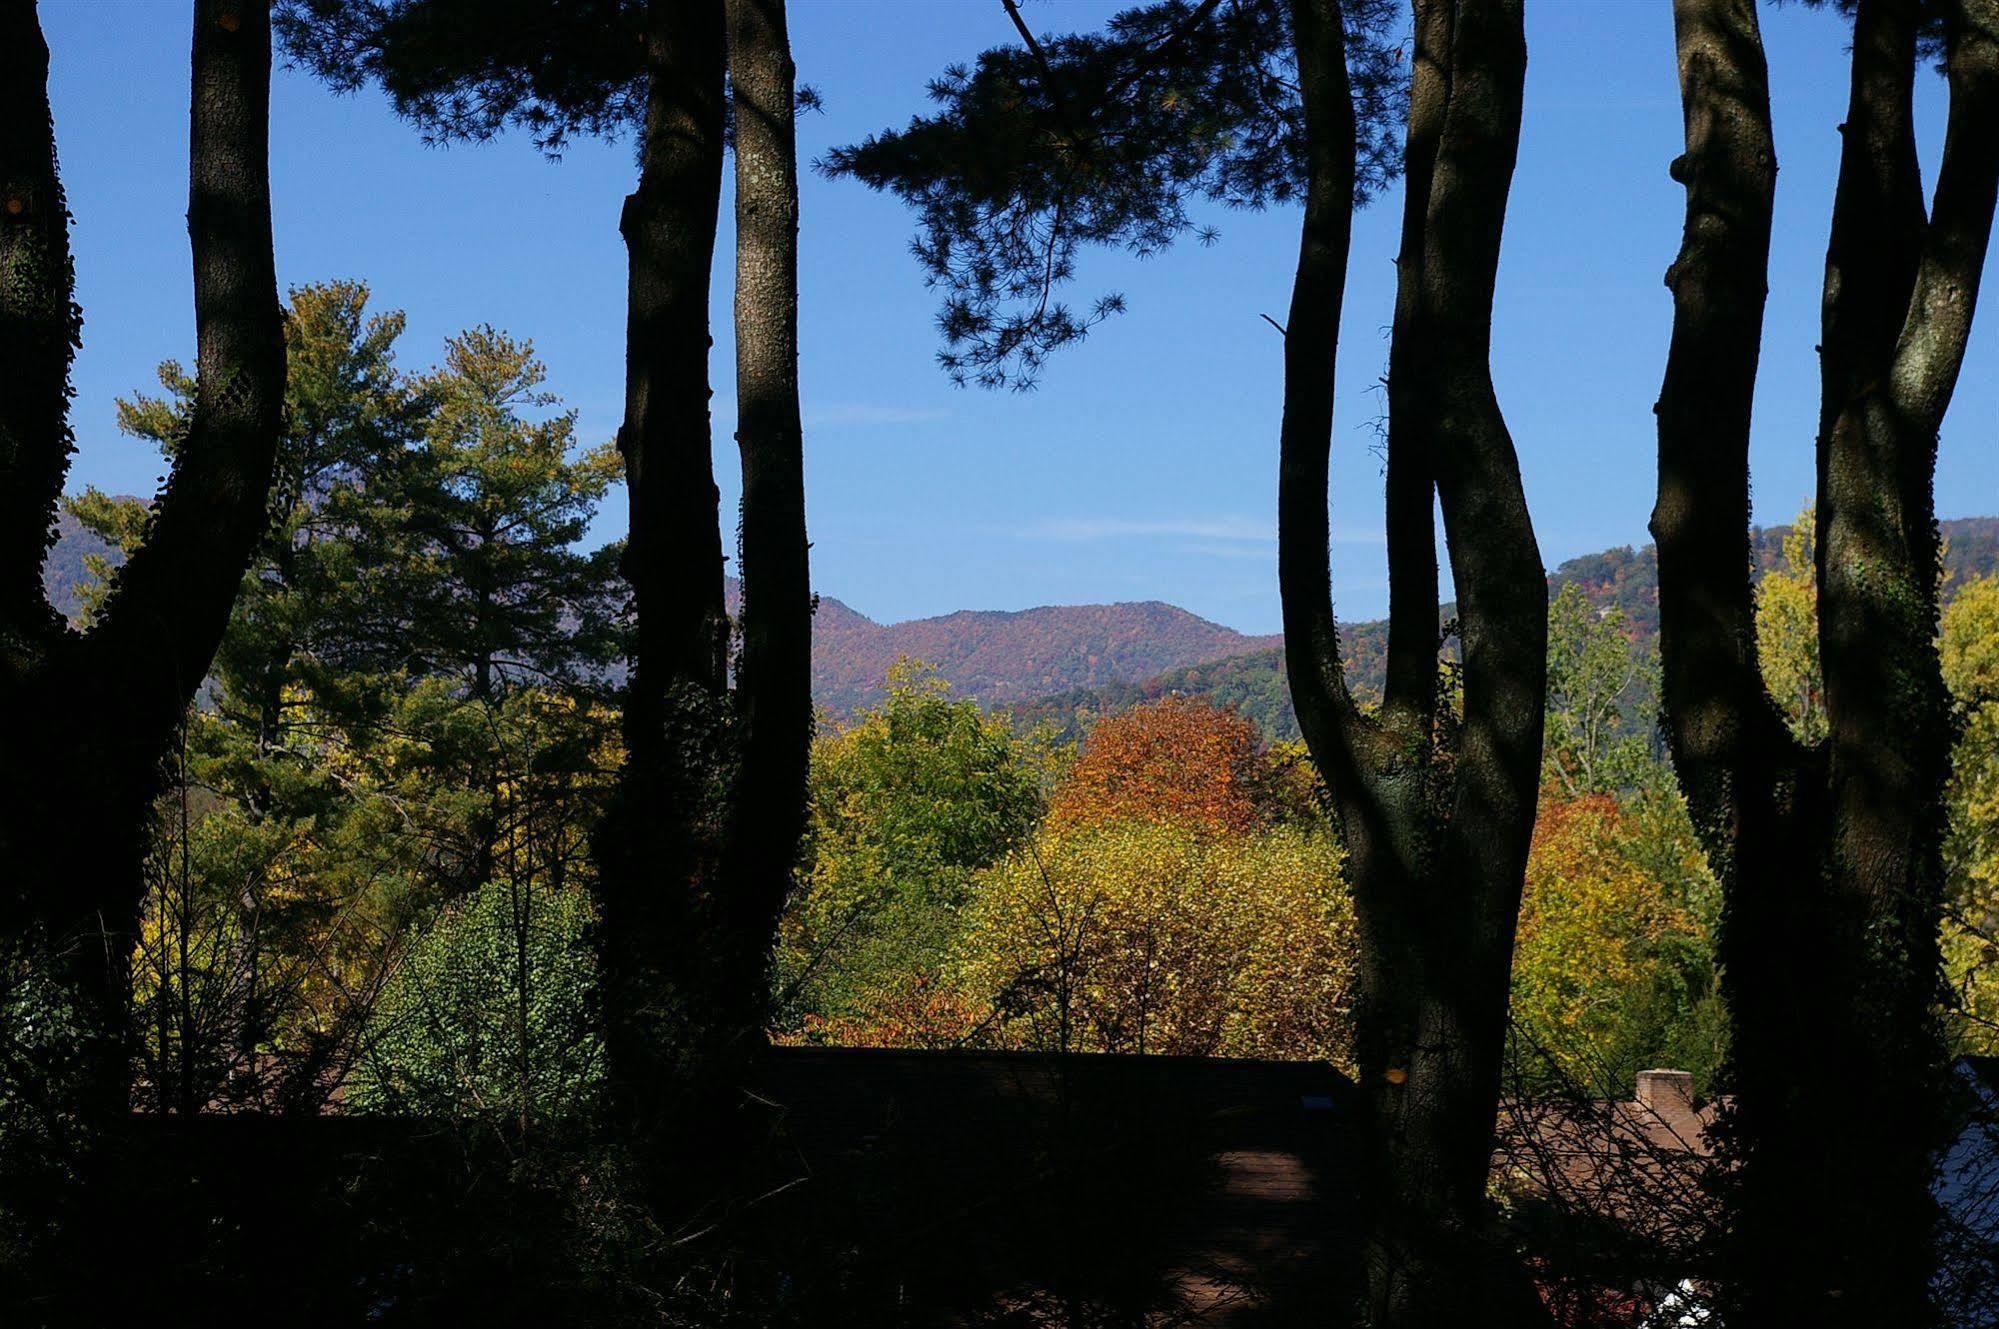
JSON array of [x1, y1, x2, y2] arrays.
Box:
[[1653, 0, 1999, 1320], [1277, 0, 1548, 1322], [0, 0, 285, 1128]]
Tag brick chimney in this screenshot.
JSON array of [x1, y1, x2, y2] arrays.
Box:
[[1635, 1069, 1699, 1137]]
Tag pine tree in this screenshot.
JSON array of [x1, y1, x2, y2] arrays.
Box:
[[278, 0, 816, 1200], [389, 327, 621, 701], [75, 290, 622, 1113]]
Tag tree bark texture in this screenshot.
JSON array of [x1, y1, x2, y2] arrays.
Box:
[[596, 0, 812, 1215], [1653, 0, 1999, 1320], [0, 0, 285, 1124], [596, 0, 731, 1182], [1278, 0, 1548, 1323], [720, 0, 811, 1052]]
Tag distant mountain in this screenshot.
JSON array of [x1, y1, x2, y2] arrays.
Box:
[[48, 521, 1274, 709], [47, 507, 1997, 730], [42, 505, 125, 619], [1005, 517, 1999, 742], [806, 596, 1283, 713], [1004, 645, 1301, 745], [1539, 516, 1998, 641]]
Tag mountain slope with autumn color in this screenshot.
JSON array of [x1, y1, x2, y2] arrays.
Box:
[[47, 510, 1997, 724], [1006, 518, 1999, 740], [803, 595, 1283, 712]]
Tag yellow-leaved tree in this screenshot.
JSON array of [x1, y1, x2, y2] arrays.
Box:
[[957, 822, 1357, 1064], [952, 697, 1355, 1064], [1756, 506, 1826, 744], [1509, 793, 1726, 1093], [1944, 577, 1999, 1054], [1750, 512, 1999, 1056]]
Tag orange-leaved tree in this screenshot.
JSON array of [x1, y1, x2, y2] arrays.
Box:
[[1045, 697, 1298, 835]]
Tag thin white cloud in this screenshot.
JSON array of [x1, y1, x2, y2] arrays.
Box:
[[1028, 516, 1274, 543], [1177, 541, 1278, 561], [582, 401, 946, 435], [805, 404, 951, 428], [1025, 516, 1381, 545]]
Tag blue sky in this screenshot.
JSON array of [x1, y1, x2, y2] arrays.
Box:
[[39, 0, 1998, 634]]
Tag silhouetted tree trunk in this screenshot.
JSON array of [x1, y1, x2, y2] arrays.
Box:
[[595, 0, 731, 1179], [1653, 0, 1999, 1320], [0, 0, 285, 1124], [718, 0, 811, 1062], [596, 0, 810, 1201], [1277, 0, 1548, 1323]]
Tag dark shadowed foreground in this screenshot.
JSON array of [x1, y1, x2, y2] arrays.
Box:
[[4, 1051, 1362, 1327]]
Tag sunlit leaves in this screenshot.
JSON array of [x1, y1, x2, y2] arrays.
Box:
[[1755, 507, 1825, 744], [89, 285, 623, 1117], [1046, 694, 1278, 835], [1511, 792, 1726, 1094], [958, 820, 1356, 1064], [1544, 582, 1661, 797], [1944, 577, 1999, 1053], [774, 662, 1049, 1040]]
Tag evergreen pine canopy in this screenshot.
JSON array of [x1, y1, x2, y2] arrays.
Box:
[[825, 0, 1407, 387]]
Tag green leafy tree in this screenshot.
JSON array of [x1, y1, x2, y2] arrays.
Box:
[[359, 327, 621, 900], [390, 328, 622, 701], [349, 874, 602, 1130], [73, 292, 621, 1113], [76, 280, 424, 783], [1509, 792, 1725, 1096], [777, 662, 1046, 1037], [57, 490, 148, 624], [69, 283, 425, 1110], [1543, 582, 1660, 796], [1943, 577, 1999, 1054], [1753, 507, 1825, 744]]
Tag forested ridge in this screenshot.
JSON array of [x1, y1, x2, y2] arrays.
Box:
[[52, 512, 1997, 737], [1015, 518, 1999, 740]]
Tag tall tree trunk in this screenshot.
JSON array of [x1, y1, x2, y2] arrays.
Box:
[[719, 0, 810, 1056], [596, 0, 730, 1182], [0, 5, 283, 1303], [1278, 0, 1547, 1323], [0, 0, 78, 660], [0, 0, 285, 1124], [596, 0, 811, 1212], [1653, 0, 1999, 1319]]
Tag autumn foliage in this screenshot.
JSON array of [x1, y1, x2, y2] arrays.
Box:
[[959, 822, 1357, 1063], [955, 697, 1353, 1063], [1045, 696, 1272, 834], [1510, 793, 1724, 1091]]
